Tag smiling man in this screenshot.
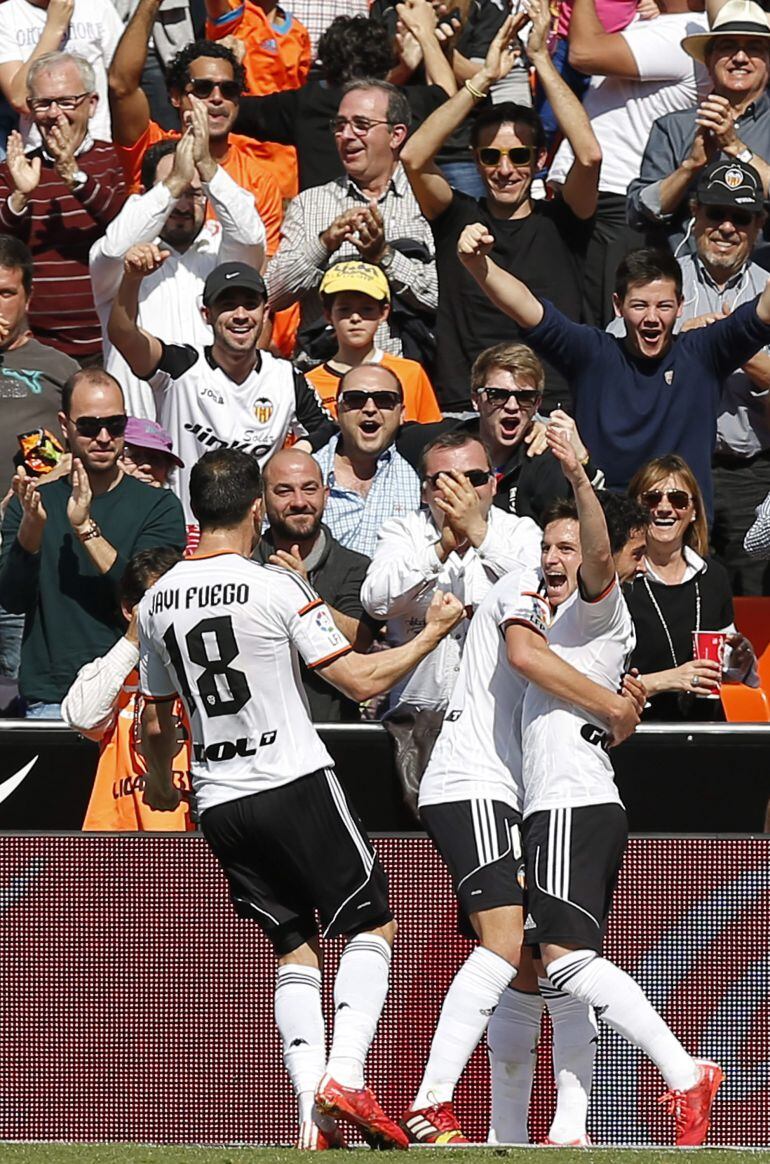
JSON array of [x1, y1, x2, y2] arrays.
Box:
[[456, 221, 770, 520], [108, 254, 334, 543]]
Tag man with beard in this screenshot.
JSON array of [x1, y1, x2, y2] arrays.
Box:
[[108, 256, 335, 545], [90, 100, 266, 420], [255, 448, 379, 722], [0, 366, 185, 718]]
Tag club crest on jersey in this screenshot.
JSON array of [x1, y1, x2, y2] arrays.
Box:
[[664, 370, 674, 385], [253, 397, 274, 425]]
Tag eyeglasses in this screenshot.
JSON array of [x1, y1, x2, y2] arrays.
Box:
[[426, 469, 492, 489], [330, 115, 391, 137], [73, 414, 128, 438], [703, 206, 755, 228], [641, 489, 692, 511], [28, 92, 90, 113], [186, 78, 241, 101], [338, 390, 402, 411], [480, 386, 540, 407], [476, 145, 536, 168]]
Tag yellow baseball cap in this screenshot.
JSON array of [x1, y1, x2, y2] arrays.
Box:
[[319, 261, 391, 303]]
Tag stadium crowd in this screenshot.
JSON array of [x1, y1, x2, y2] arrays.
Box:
[[0, 0, 765, 1147]]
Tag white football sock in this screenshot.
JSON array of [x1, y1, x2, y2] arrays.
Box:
[[326, 933, 392, 1089], [540, 976, 596, 1143], [413, 946, 516, 1110], [275, 964, 326, 1124], [486, 987, 543, 1143], [547, 951, 698, 1092]]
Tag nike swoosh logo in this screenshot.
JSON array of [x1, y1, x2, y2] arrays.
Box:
[[0, 755, 37, 806], [225, 271, 240, 279]]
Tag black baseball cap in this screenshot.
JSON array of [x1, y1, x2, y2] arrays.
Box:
[[202, 262, 267, 306], [696, 160, 765, 214]]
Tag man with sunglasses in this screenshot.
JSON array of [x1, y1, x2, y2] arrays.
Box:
[[400, 4, 601, 413], [313, 363, 422, 558], [610, 159, 770, 594], [0, 366, 185, 719]]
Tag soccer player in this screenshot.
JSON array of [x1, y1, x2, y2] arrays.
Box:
[[400, 430, 646, 1146], [137, 447, 464, 1150], [510, 427, 723, 1146]]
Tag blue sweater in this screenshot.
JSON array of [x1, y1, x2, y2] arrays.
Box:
[[524, 297, 770, 518]]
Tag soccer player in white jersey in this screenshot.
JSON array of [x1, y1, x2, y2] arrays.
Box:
[[136, 448, 464, 1151], [399, 444, 647, 1145], [512, 428, 723, 1147]]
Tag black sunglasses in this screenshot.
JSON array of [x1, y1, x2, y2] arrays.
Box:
[[338, 390, 402, 411], [703, 205, 755, 228], [426, 468, 492, 489], [480, 386, 540, 407], [641, 489, 692, 511], [476, 145, 536, 167], [186, 78, 241, 101], [73, 414, 128, 438]]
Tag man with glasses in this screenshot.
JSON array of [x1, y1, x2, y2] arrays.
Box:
[[267, 78, 438, 358], [0, 366, 185, 719], [0, 51, 127, 362], [313, 363, 422, 558], [400, 4, 601, 413], [90, 102, 266, 420]]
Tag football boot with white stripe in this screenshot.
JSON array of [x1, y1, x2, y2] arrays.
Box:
[[399, 1102, 470, 1144]]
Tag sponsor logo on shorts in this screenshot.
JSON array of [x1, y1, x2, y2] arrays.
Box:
[[580, 723, 609, 751]]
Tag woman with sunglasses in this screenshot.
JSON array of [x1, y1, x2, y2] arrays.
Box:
[[626, 454, 757, 720]]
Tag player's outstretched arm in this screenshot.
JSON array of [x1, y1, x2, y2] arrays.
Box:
[[317, 590, 464, 701], [457, 223, 544, 329], [108, 244, 167, 379], [506, 623, 641, 746], [140, 700, 182, 812], [546, 424, 613, 599]]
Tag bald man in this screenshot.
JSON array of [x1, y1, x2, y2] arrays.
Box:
[[255, 448, 380, 722]]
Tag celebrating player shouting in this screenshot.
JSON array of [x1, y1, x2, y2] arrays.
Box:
[[136, 448, 463, 1150]]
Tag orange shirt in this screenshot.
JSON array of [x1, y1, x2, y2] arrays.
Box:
[[307, 352, 443, 423], [207, 3, 311, 199], [114, 120, 283, 255], [83, 681, 195, 832]]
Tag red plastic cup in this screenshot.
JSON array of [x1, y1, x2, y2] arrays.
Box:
[[692, 631, 726, 697]]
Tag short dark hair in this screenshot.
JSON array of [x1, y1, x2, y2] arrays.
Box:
[[140, 138, 179, 191], [165, 40, 245, 97], [470, 101, 546, 154], [419, 430, 491, 478], [0, 234, 33, 295], [189, 448, 262, 529], [338, 363, 403, 397], [60, 367, 124, 416], [614, 248, 683, 301], [121, 546, 183, 610], [598, 491, 650, 555], [318, 15, 394, 87], [340, 78, 411, 130], [541, 496, 578, 529]]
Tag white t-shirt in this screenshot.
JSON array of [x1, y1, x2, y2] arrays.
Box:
[[521, 577, 635, 817], [138, 553, 352, 813], [419, 563, 546, 812], [0, 0, 123, 145], [548, 13, 709, 196]]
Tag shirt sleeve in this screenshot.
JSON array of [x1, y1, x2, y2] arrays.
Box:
[[522, 298, 604, 391], [233, 90, 300, 147], [622, 18, 693, 82], [689, 299, 770, 383], [281, 581, 353, 669], [360, 516, 442, 619], [744, 489, 770, 558], [290, 368, 337, 447], [148, 341, 199, 392], [206, 164, 267, 261], [138, 599, 178, 700], [575, 573, 627, 640], [496, 569, 550, 639], [61, 635, 139, 739], [0, 494, 40, 614], [0, 9, 22, 65], [89, 185, 175, 309], [266, 191, 327, 309], [627, 117, 691, 226]]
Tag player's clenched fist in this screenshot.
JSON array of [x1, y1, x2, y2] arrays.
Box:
[[424, 589, 465, 637], [123, 243, 170, 279], [457, 222, 495, 264]]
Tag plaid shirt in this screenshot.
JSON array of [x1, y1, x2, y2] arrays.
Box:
[[289, 0, 369, 53], [314, 434, 422, 558], [266, 164, 437, 356]]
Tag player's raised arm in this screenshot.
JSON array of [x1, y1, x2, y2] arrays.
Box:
[[317, 590, 464, 702], [107, 243, 168, 379], [546, 424, 614, 599], [456, 223, 544, 329]]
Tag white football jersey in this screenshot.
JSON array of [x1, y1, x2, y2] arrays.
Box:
[[521, 578, 635, 818], [138, 553, 351, 813], [419, 563, 545, 812]]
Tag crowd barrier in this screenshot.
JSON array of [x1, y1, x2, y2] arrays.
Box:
[[0, 833, 766, 1146], [0, 721, 768, 832]]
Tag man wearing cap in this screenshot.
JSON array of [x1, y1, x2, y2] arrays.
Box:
[[612, 157, 770, 592], [121, 417, 185, 488], [628, 0, 770, 254], [90, 107, 267, 421], [108, 251, 335, 542], [307, 260, 441, 423]]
